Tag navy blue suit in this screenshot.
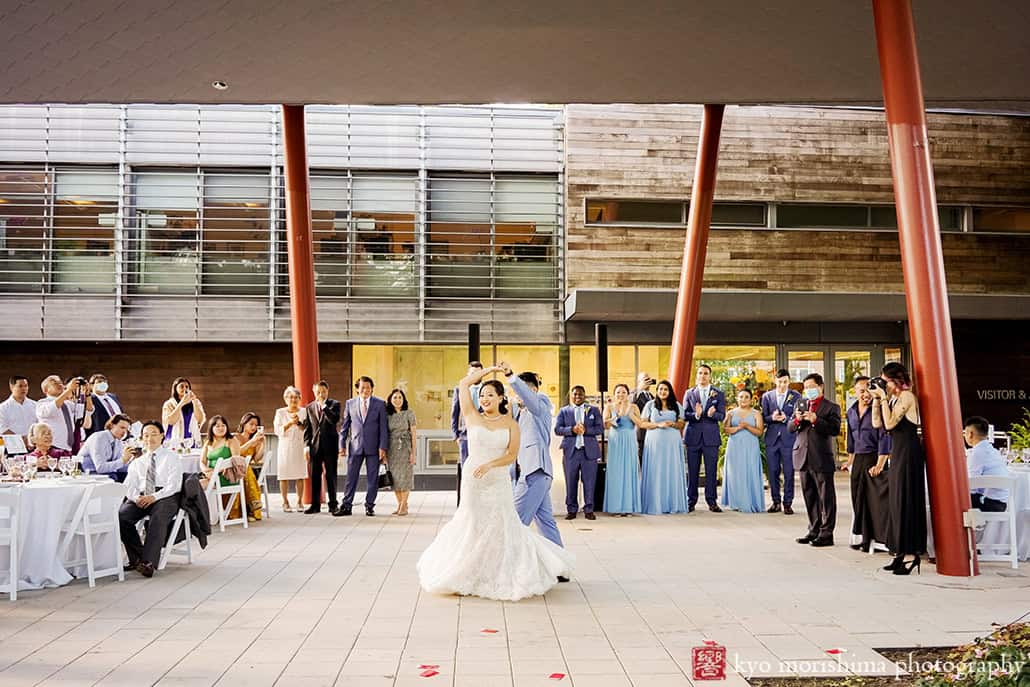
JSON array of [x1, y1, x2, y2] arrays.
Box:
[[554, 403, 603, 514], [683, 386, 726, 508], [340, 396, 389, 508], [760, 389, 801, 506]]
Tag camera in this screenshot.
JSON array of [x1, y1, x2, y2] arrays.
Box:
[[73, 376, 87, 386], [129, 446, 143, 458], [868, 376, 887, 392]]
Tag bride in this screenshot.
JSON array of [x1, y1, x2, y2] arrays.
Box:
[[417, 365, 573, 601]]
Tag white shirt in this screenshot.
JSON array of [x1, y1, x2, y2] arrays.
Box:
[[124, 447, 181, 502], [35, 396, 87, 451], [94, 392, 122, 417], [0, 395, 37, 437], [695, 386, 710, 418]]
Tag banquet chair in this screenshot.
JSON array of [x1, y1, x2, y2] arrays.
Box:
[[253, 459, 271, 520], [207, 456, 247, 532], [0, 489, 20, 601], [967, 474, 1018, 570], [60, 481, 125, 587]]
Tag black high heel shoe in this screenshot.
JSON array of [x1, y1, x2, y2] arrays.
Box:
[[893, 555, 921, 575], [883, 554, 904, 571]]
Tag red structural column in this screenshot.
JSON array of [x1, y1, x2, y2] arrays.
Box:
[[282, 105, 324, 506], [872, 0, 974, 576], [667, 105, 725, 395]]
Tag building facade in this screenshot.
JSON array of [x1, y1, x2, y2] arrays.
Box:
[[2, 103, 1028, 479]]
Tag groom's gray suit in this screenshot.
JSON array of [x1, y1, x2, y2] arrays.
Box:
[[507, 373, 563, 547]]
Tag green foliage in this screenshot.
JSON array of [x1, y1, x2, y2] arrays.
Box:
[[1009, 408, 1030, 451], [916, 622, 1030, 687]]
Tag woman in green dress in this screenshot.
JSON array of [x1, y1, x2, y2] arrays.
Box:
[[200, 414, 245, 520], [386, 389, 417, 516]]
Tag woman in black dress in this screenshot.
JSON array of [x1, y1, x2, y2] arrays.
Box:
[[871, 362, 926, 575]]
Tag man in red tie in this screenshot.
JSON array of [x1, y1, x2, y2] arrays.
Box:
[[303, 380, 341, 514], [789, 373, 841, 548], [337, 376, 389, 517]]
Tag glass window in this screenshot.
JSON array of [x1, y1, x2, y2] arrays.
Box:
[[637, 346, 671, 387], [586, 199, 683, 225], [0, 168, 48, 293], [494, 345, 561, 410], [428, 176, 491, 298], [131, 171, 200, 294], [972, 206, 1030, 233], [692, 346, 777, 401], [711, 203, 766, 226], [201, 172, 270, 296], [834, 350, 872, 455], [495, 177, 559, 299], [787, 350, 826, 389], [570, 345, 598, 402], [310, 173, 350, 297], [869, 205, 962, 231], [777, 204, 868, 229], [352, 175, 417, 298], [53, 169, 118, 294]]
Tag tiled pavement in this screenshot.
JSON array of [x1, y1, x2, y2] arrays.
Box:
[[1, 476, 1027, 687]]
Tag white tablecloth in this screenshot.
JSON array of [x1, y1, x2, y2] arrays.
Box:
[[180, 452, 202, 474], [0, 477, 119, 590], [976, 465, 1030, 560]]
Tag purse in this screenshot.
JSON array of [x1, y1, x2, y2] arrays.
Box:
[[377, 463, 394, 490]]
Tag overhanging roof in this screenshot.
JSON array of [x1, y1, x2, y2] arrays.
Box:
[[1, 1, 1028, 109]]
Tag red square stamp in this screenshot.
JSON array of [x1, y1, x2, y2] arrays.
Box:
[[692, 641, 727, 680]]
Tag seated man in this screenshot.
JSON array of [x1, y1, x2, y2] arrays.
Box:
[[119, 420, 182, 578], [26, 423, 72, 470], [963, 415, 1009, 512], [79, 413, 135, 482]]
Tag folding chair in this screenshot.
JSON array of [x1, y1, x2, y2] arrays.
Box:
[[253, 460, 271, 519], [60, 481, 125, 587], [967, 474, 1019, 569], [208, 456, 247, 532], [134, 505, 194, 571], [0, 489, 19, 601]]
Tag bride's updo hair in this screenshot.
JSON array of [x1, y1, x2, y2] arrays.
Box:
[[480, 379, 510, 415]]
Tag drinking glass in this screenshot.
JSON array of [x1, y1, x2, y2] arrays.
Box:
[[24, 463, 36, 481], [1, 456, 11, 475], [58, 457, 70, 476], [47, 456, 58, 472]]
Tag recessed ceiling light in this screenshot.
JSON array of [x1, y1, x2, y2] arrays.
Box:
[[211, 80, 229, 91]]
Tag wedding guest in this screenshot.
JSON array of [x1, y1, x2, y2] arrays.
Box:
[[845, 376, 891, 552], [79, 413, 135, 481], [36, 375, 93, 453], [338, 376, 389, 517], [119, 420, 182, 578], [162, 377, 206, 446], [963, 416, 1009, 512], [631, 372, 655, 464], [721, 389, 765, 513], [639, 380, 688, 514], [0, 375, 37, 443], [236, 412, 265, 521], [555, 385, 603, 521], [871, 362, 926, 574], [760, 369, 800, 514], [274, 386, 308, 512], [200, 415, 248, 520], [305, 380, 341, 515], [791, 373, 841, 548], [386, 388, 417, 516], [87, 374, 124, 438], [603, 383, 643, 515], [26, 422, 72, 470], [683, 364, 726, 512]]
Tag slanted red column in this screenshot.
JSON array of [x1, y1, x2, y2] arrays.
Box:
[[282, 105, 324, 506], [668, 105, 724, 395], [872, 0, 973, 576]]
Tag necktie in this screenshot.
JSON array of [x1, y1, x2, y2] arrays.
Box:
[[102, 396, 115, 415], [144, 453, 156, 496], [777, 393, 785, 410], [361, 398, 368, 420], [575, 405, 584, 449], [60, 403, 74, 448]]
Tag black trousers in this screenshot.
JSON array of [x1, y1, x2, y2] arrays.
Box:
[[119, 497, 179, 567], [309, 448, 338, 509], [972, 493, 1007, 512], [800, 469, 837, 540], [850, 452, 889, 546]]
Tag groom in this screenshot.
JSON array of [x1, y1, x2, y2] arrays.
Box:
[[500, 362, 566, 561]]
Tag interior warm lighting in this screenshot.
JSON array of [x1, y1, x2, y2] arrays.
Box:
[[0, 198, 8, 203], [64, 199, 98, 205], [243, 202, 262, 207]]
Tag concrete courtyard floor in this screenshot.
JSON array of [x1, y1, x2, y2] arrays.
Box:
[[1, 476, 1027, 687]]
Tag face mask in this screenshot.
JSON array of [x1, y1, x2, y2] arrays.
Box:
[[95, 382, 109, 393], [803, 388, 820, 400]]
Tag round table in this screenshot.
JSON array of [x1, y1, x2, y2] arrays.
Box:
[[976, 464, 1030, 560], [0, 477, 118, 590], [180, 451, 202, 474]]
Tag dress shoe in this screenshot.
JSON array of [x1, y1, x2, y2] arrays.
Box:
[[123, 561, 138, 572], [136, 561, 155, 578], [767, 503, 782, 513], [688, 505, 696, 513], [332, 506, 352, 517], [365, 506, 375, 517], [809, 537, 834, 547], [557, 576, 570, 583], [783, 505, 794, 515], [708, 504, 723, 513], [565, 513, 577, 520], [796, 534, 815, 544], [303, 506, 320, 514], [585, 512, 596, 521]]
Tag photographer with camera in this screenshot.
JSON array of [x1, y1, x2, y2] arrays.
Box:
[[35, 374, 94, 453], [631, 372, 655, 465], [79, 413, 136, 482]]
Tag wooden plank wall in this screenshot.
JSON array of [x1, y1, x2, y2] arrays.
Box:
[[565, 105, 1030, 293]]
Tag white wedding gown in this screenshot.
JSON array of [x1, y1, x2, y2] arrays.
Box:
[[417, 424, 574, 601]]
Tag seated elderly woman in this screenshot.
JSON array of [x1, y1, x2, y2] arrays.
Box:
[[27, 423, 73, 470]]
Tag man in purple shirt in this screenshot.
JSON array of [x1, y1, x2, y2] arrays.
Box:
[[845, 376, 891, 551]]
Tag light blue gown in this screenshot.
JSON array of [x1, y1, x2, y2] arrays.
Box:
[[640, 401, 688, 514], [604, 410, 642, 514], [721, 410, 765, 513]]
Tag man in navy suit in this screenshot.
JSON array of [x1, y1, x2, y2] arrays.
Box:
[[555, 385, 604, 520], [682, 364, 726, 512], [87, 374, 124, 438], [760, 369, 801, 515], [304, 380, 341, 514], [337, 376, 389, 516]]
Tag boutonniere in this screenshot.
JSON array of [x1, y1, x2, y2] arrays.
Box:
[[708, 389, 717, 400]]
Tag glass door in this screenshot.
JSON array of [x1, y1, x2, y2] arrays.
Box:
[[833, 349, 873, 458]]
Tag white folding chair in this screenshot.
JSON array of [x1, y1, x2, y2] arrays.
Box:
[[0, 489, 19, 601], [253, 461, 271, 519], [60, 481, 125, 587], [967, 474, 1018, 569], [208, 456, 247, 532], [158, 508, 193, 570]]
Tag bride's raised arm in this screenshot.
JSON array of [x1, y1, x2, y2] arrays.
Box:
[[460, 365, 500, 426]]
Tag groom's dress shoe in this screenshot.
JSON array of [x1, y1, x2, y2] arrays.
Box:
[[365, 506, 375, 517], [585, 512, 596, 521], [564, 513, 577, 520], [708, 504, 723, 513], [783, 505, 795, 515], [332, 506, 352, 517], [810, 537, 834, 548]]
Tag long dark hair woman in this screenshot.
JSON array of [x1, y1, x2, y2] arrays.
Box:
[[870, 362, 926, 575], [386, 388, 418, 516], [639, 380, 688, 514], [162, 377, 206, 446]]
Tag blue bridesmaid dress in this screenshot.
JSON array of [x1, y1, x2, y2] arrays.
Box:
[[640, 401, 689, 514], [721, 410, 765, 513], [604, 410, 642, 514]]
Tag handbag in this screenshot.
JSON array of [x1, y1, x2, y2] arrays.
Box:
[[377, 463, 394, 490]]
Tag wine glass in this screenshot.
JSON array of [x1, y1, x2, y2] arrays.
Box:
[[47, 455, 58, 473], [58, 457, 70, 476], [23, 462, 36, 482], [1, 456, 11, 475]]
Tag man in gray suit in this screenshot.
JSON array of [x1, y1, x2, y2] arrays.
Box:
[[790, 373, 841, 547], [499, 362, 565, 556], [336, 376, 389, 517]]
